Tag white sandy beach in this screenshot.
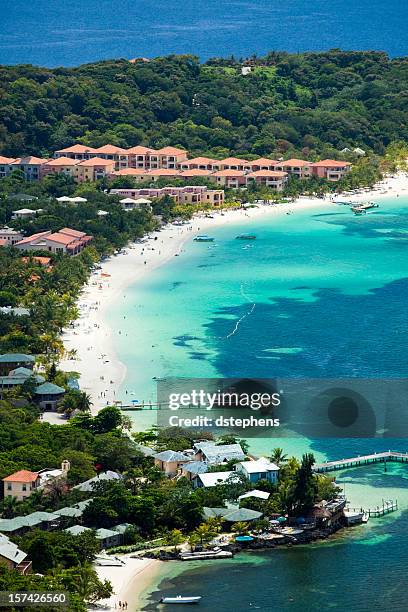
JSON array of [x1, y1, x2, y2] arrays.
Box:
[[56, 173, 408, 418], [92, 555, 162, 611]]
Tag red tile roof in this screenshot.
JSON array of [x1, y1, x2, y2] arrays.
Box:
[[147, 168, 180, 176], [212, 169, 246, 177], [178, 169, 213, 177], [59, 228, 86, 238], [77, 157, 116, 167], [126, 146, 156, 154], [249, 170, 288, 178], [93, 145, 128, 155], [312, 159, 351, 167], [219, 157, 248, 165], [0, 156, 16, 164], [156, 146, 187, 155], [46, 157, 80, 167], [247, 158, 278, 166], [12, 156, 49, 165], [279, 159, 310, 167], [3, 470, 39, 483], [55, 144, 98, 154], [112, 168, 147, 176], [15, 231, 50, 246], [183, 157, 217, 165]]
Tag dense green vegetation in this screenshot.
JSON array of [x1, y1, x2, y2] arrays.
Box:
[[1, 51, 408, 159]]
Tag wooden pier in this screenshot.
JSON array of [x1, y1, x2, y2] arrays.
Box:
[[313, 451, 408, 473], [347, 499, 398, 518]]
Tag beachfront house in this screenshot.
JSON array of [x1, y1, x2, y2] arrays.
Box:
[[154, 450, 190, 476], [34, 382, 65, 411], [10, 156, 49, 181], [275, 159, 312, 179], [0, 353, 34, 376], [193, 442, 246, 465], [14, 228, 93, 256], [235, 457, 280, 484], [246, 170, 288, 190], [311, 160, 351, 181]]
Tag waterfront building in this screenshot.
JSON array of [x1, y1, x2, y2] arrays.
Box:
[[193, 441, 246, 464], [311, 159, 352, 180], [0, 353, 34, 376], [211, 169, 247, 188], [110, 186, 224, 207], [14, 227, 93, 255], [235, 457, 280, 484], [34, 382, 65, 411], [275, 158, 312, 179], [246, 169, 288, 189], [154, 450, 191, 476]]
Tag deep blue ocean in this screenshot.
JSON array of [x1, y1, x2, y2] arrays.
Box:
[[1, 0, 408, 67]]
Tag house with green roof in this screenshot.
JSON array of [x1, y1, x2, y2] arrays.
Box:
[[0, 353, 34, 376], [34, 382, 65, 411]]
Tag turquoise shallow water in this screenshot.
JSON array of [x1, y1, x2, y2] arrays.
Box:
[[107, 197, 408, 610]]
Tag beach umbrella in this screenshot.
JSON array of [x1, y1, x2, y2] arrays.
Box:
[[277, 516, 286, 523]]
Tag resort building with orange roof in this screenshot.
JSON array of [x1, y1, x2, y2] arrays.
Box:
[[178, 157, 218, 171], [245, 158, 278, 172], [41, 156, 80, 179], [74, 157, 116, 182], [14, 228, 92, 256], [156, 146, 188, 169], [211, 168, 247, 188], [0, 156, 17, 178], [275, 159, 312, 179], [218, 157, 249, 171], [10, 156, 50, 181], [110, 185, 224, 207], [311, 159, 352, 181], [246, 169, 288, 189], [54, 144, 99, 159]]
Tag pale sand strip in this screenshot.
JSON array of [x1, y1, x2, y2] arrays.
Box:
[[55, 173, 408, 418], [91, 556, 162, 611]]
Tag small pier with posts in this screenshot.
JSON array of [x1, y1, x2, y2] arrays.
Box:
[[313, 451, 408, 473], [346, 499, 398, 518]]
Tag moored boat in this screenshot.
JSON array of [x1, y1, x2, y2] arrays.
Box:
[[194, 235, 214, 242], [236, 234, 256, 240], [160, 595, 202, 604]]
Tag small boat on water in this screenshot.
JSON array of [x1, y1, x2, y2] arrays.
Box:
[[194, 235, 214, 242], [160, 596, 202, 604], [344, 509, 368, 525], [236, 234, 256, 240]]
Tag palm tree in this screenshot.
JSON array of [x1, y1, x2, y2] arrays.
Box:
[[1, 496, 19, 518], [194, 523, 216, 546], [231, 521, 249, 535], [270, 447, 288, 466], [164, 529, 185, 553]]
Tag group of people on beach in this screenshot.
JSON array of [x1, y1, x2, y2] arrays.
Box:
[[115, 601, 128, 610]]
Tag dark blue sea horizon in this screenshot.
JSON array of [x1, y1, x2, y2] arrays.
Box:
[[1, 0, 408, 67]]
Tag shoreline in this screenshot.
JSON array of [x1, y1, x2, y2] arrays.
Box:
[[55, 173, 408, 419], [92, 556, 162, 612]]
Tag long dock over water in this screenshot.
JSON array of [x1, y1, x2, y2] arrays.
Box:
[[313, 451, 408, 473]]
